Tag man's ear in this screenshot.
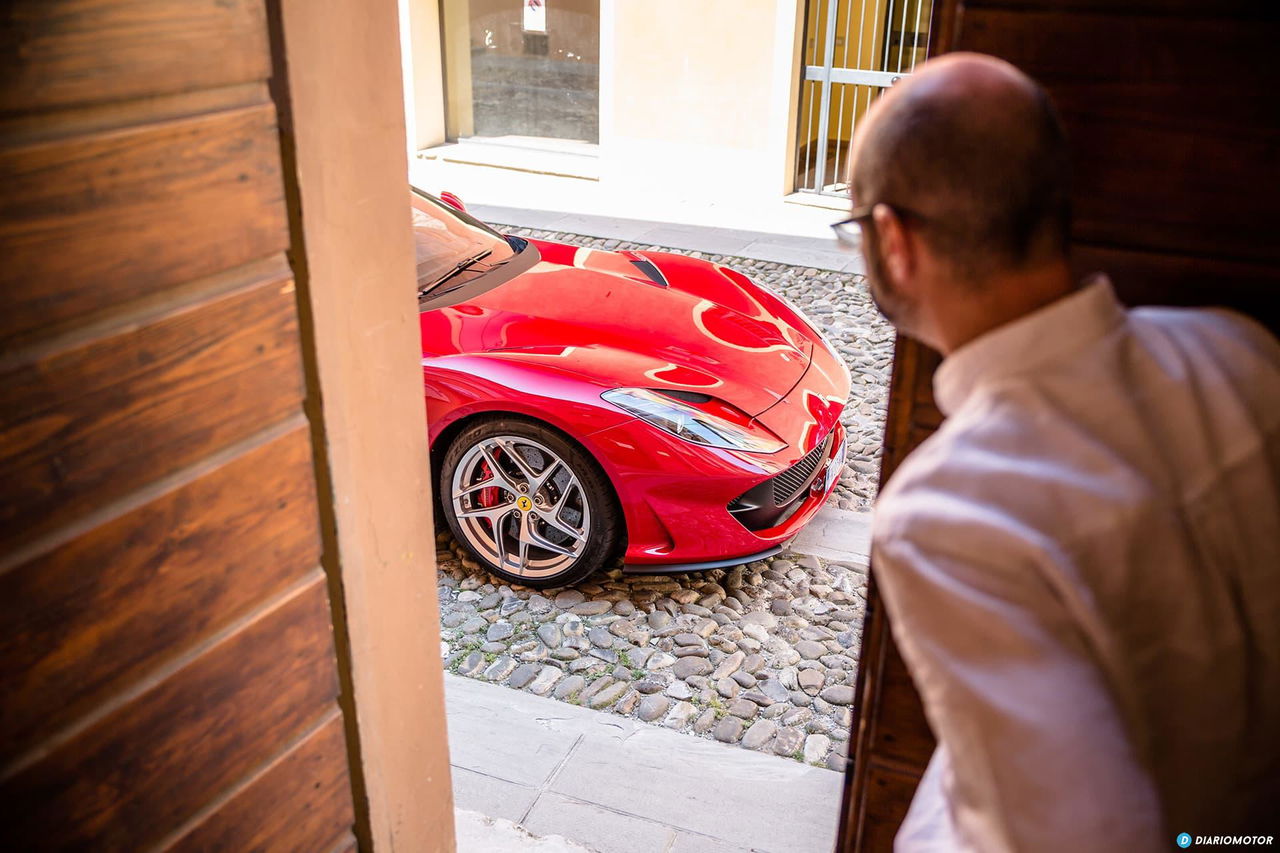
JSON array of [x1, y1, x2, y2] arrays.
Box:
[[871, 203, 913, 286]]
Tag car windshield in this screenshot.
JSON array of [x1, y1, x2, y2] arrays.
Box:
[[411, 188, 522, 297]]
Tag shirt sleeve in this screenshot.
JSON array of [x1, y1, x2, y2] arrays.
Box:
[[872, 506, 1166, 853]]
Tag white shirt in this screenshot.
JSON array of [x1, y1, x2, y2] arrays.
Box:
[[871, 276, 1280, 852]]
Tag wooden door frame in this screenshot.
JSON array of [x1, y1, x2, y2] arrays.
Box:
[[267, 1, 456, 849]]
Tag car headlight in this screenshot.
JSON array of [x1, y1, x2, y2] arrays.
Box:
[[602, 388, 786, 453]]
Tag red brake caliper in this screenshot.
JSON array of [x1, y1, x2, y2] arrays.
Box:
[[477, 460, 501, 511]]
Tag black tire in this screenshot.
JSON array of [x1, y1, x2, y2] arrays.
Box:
[[440, 417, 622, 588]]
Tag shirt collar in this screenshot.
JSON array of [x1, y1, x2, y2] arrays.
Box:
[[933, 274, 1125, 416]]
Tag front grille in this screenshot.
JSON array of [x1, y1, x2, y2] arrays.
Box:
[[726, 431, 835, 532], [771, 440, 828, 506]]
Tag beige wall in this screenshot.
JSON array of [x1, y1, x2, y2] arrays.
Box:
[[601, 0, 805, 199], [402, 0, 449, 150]]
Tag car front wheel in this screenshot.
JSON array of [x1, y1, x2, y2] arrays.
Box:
[[440, 418, 621, 588]]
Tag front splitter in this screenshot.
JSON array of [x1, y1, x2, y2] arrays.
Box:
[[621, 544, 785, 575]]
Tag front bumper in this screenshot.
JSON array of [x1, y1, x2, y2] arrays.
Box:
[[584, 312, 852, 570], [726, 427, 844, 533], [588, 414, 848, 570]]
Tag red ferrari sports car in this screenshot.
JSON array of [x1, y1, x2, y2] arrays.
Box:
[[415, 188, 851, 589]]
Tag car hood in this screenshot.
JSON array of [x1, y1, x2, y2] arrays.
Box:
[[421, 241, 815, 417]]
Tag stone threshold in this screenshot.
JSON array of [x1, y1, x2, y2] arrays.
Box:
[[447, 673, 843, 853]]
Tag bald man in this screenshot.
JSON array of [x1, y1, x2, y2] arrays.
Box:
[[846, 54, 1280, 851]]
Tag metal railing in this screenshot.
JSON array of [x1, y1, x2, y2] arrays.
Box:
[[795, 0, 934, 197]]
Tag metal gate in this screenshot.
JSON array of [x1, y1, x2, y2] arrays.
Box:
[[796, 0, 935, 196]]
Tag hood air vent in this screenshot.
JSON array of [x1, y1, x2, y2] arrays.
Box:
[[629, 258, 669, 287]]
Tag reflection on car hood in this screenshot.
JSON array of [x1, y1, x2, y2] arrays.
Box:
[[421, 241, 815, 417]]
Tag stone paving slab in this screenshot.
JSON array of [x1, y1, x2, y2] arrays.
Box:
[[447, 674, 842, 853], [632, 225, 756, 258], [548, 718, 841, 851], [423, 140, 601, 181], [446, 689, 581, 787], [740, 240, 865, 275], [522, 793, 675, 853], [474, 205, 861, 274], [790, 507, 872, 564], [453, 767, 540, 824], [668, 833, 757, 853], [456, 808, 595, 852]]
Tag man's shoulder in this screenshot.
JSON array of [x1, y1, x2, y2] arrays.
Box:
[[1127, 303, 1280, 426], [873, 301, 1279, 556], [870, 422, 1069, 581], [879, 392, 1063, 501], [873, 411, 1040, 539], [1129, 303, 1280, 367], [872, 393, 1146, 551]]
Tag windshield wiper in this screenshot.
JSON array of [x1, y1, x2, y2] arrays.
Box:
[[421, 249, 494, 295]]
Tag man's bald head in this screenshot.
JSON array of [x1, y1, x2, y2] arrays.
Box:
[[850, 53, 1071, 281]]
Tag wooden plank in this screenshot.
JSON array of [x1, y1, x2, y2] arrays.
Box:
[[0, 275, 306, 555], [1067, 118, 1274, 264], [842, 570, 888, 853], [846, 334, 941, 852], [956, 9, 1280, 134], [868, 636, 936, 765], [0, 0, 271, 114], [272, 0, 458, 847], [909, 348, 944, 429], [878, 336, 920, 485], [0, 82, 271, 148], [0, 425, 321, 764], [958, 9, 1279, 265], [0, 103, 289, 348], [0, 576, 341, 851], [166, 714, 353, 853], [858, 763, 924, 852], [1074, 243, 1280, 334]]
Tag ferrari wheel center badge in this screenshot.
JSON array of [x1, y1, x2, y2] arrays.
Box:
[[516, 495, 533, 512]]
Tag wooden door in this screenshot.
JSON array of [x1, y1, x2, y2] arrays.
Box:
[[0, 2, 356, 848], [840, 1, 1280, 847]]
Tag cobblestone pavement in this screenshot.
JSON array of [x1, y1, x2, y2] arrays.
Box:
[[493, 225, 895, 512], [438, 541, 867, 771], [438, 229, 890, 768]]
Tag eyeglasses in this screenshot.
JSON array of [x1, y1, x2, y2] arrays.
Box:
[[831, 205, 877, 253], [831, 203, 929, 253]]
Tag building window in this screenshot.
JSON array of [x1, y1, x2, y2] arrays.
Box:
[[442, 0, 600, 145]]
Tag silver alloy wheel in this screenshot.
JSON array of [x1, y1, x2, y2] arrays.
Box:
[[450, 434, 592, 579]]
